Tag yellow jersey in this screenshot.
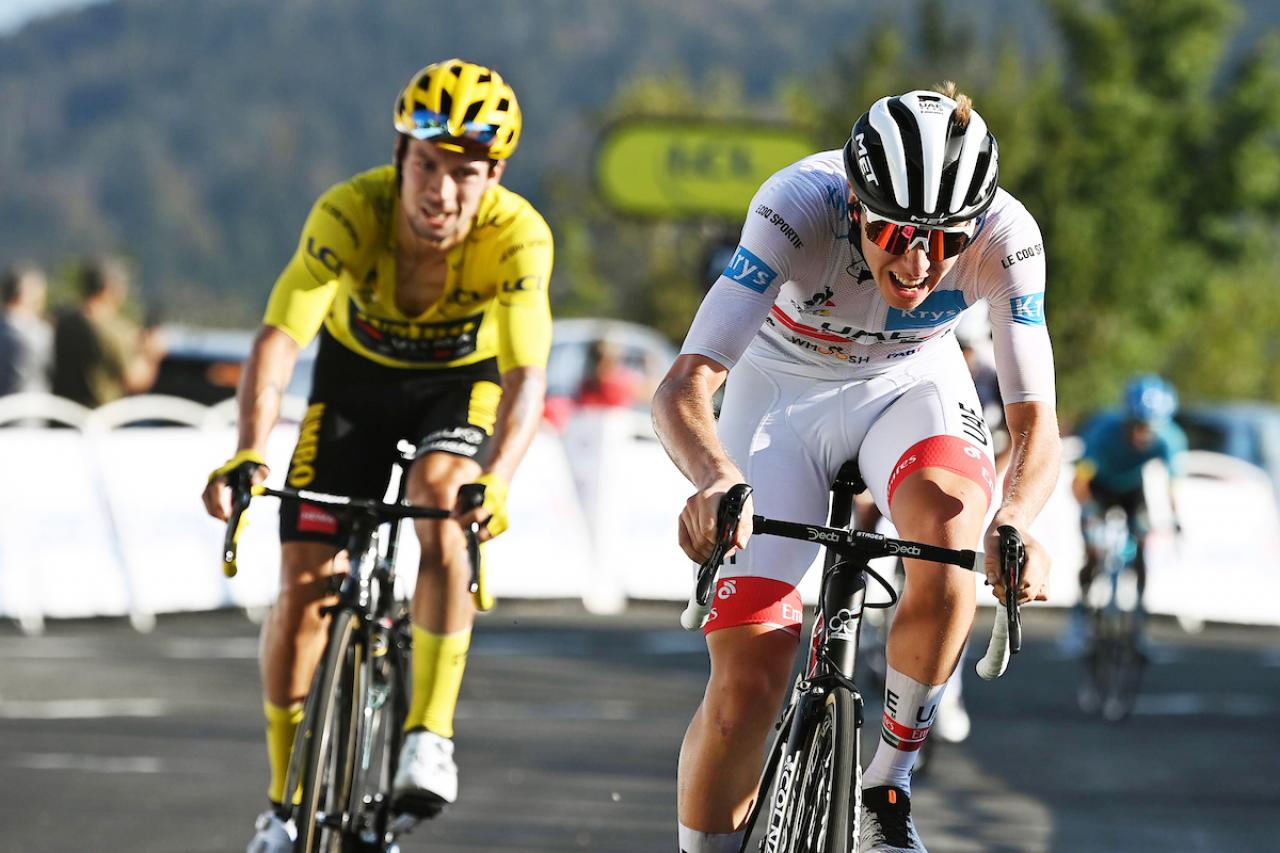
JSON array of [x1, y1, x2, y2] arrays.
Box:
[[263, 165, 553, 373]]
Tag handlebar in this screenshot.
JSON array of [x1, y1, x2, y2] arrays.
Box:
[[680, 484, 980, 630], [681, 485, 1026, 681], [220, 475, 473, 586]]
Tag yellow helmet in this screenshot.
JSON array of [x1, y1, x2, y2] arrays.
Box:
[[393, 59, 522, 160]]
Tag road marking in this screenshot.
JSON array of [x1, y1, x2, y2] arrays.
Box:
[[9, 753, 166, 774], [0, 698, 170, 719], [0, 638, 111, 659], [1132, 693, 1276, 717], [161, 637, 259, 659], [457, 699, 637, 721]]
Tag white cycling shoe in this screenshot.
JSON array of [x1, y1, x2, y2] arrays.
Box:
[[245, 809, 296, 853], [392, 730, 457, 814]]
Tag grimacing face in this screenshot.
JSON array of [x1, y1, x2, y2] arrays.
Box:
[[399, 137, 505, 249], [849, 188, 964, 312]]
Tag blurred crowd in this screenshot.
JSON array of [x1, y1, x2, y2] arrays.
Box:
[[0, 256, 166, 409]]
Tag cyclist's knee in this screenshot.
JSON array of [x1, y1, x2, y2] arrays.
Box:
[[405, 451, 480, 508], [704, 665, 790, 736], [897, 568, 973, 619], [702, 629, 795, 734], [889, 468, 988, 545]]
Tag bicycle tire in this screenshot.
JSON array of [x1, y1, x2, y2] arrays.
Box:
[[1100, 611, 1146, 722], [759, 689, 858, 853], [347, 622, 410, 849], [295, 610, 363, 853]]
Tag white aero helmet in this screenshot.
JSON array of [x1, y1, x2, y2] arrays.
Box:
[[844, 89, 999, 226]]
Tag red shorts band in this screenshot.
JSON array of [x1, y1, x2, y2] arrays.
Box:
[[703, 576, 804, 637], [885, 435, 995, 509]]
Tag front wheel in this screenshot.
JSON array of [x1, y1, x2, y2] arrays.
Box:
[[759, 689, 859, 853], [295, 610, 363, 853]]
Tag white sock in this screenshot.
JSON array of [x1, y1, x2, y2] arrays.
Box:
[[678, 821, 745, 853], [862, 664, 946, 794]]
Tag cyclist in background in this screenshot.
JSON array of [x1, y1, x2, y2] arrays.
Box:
[[653, 84, 1061, 853], [1065, 374, 1185, 652], [200, 59, 552, 853]]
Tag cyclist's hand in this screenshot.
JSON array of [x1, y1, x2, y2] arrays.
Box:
[[455, 472, 508, 542], [678, 477, 753, 563], [984, 523, 1051, 605], [202, 450, 268, 520]]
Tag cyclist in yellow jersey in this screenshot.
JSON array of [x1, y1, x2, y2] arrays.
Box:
[[201, 59, 552, 852]]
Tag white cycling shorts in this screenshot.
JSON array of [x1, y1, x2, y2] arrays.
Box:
[[704, 345, 996, 636]]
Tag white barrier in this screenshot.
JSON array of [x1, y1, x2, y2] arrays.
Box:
[[1, 393, 1278, 632]]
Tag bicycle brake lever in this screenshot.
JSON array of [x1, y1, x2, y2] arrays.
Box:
[[997, 525, 1025, 654]]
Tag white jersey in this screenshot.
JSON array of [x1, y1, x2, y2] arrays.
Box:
[[681, 150, 1055, 405]]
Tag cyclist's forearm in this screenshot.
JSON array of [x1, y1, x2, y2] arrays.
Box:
[[484, 366, 546, 484], [995, 401, 1062, 528], [652, 361, 738, 489], [236, 325, 301, 454]]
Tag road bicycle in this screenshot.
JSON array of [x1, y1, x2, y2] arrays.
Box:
[[221, 444, 481, 852], [681, 463, 1024, 853], [1077, 505, 1147, 722]]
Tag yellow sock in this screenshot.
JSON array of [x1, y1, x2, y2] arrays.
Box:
[[403, 626, 471, 738], [264, 700, 304, 805]]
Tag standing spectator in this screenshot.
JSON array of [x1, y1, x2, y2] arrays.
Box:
[[51, 256, 165, 407], [0, 263, 53, 397], [574, 339, 645, 408]]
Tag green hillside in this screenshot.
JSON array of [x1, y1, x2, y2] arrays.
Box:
[[2, 0, 988, 323], [3, 0, 1279, 422]]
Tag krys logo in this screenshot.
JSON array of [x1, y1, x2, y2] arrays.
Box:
[[1009, 292, 1046, 326], [723, 246, 778, 293], [885, 290, 968, 330]]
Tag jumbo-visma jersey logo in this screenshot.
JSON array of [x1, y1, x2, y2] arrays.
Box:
[[347, 299, 483, 364]]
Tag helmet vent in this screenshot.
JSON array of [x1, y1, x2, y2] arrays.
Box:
[[439, 90, 454, 117], [886, 99, 924, 212], [462, 101, 483, 124]]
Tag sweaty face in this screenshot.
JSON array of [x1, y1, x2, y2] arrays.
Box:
[[399, 138, 504, 248], [849, 190, 964, 311]]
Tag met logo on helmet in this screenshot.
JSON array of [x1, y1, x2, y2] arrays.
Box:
[[854, 133, 878, 186]]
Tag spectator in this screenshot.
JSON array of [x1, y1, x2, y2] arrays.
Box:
[[0, 262, 53, 397], [51, 256, 165, 407], [574, 339, 646, 409]]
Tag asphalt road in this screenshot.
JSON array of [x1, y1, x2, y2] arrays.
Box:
[[1, 603, 1277, 853]]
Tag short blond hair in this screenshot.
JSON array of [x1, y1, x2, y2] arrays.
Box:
[[934, 80, 973, 128]]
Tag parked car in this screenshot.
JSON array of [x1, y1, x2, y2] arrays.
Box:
[[151, 326, 317, 405], [1176, 402, 1280, 500], [153, 318, 678, 416]]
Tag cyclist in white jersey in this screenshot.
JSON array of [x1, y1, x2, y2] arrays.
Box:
[[653, 84, 1062, 853]]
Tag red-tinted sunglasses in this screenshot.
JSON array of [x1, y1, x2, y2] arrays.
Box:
[[856, 204, 976, 261]]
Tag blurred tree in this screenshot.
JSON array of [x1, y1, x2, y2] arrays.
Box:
[[796, 0, 1280, 421], [544, 65, 771, 342]]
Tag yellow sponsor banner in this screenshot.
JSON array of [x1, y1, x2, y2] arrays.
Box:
[[594, 118, 818, 219]]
